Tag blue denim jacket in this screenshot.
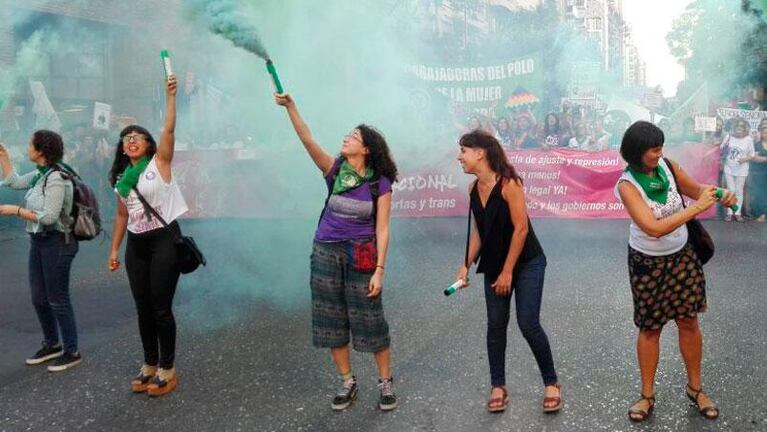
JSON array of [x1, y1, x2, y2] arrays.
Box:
[[1, 169, 74, 234]]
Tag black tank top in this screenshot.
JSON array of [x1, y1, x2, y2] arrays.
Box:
[[470, 179, 544, 279]]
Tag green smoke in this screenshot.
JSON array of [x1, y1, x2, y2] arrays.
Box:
[[185, 0, 270, 59]]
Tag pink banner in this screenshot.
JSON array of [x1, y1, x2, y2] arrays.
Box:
[[171, 143, 721, 219], [391, 142, 721, 218]]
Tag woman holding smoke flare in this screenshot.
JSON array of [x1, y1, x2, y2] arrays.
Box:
[[454, 130, 562, 414], [0, 131, 82, 372], [615, 121, 736, 422], [274, 92, 399, 412], [108, 75, 188, 397]]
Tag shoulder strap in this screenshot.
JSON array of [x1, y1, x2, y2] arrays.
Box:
[[465, 180, 479, 267], [464, 198, 471, 268], [663, 157, 687, 209], [131, 186, 182, 241], [317, 161, 343, 227], [41, 164, 73, 196]]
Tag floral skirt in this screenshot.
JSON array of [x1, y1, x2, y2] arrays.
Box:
[[628, 243, 707, 330]]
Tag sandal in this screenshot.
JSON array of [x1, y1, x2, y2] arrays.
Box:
[[487, 386, 508, 413], [628, 393, 655, 422], [543, 383, 563, 413], [686, 384, 719, 419]]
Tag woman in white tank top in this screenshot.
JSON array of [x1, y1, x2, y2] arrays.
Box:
[[615, 121, 736, 422], [107, 75, 187, 398]]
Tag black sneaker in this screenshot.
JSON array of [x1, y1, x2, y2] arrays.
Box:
[[378, 377, 397, 411], [331, 377, 358, 411], [25, 344, 63, 365], [47, 352, 82, 372]]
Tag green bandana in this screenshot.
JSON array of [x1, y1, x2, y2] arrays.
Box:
[[116, 156, 150, 198], [627, 165, 669, 204], [332, 160, 373, 195], [29, 165, 52, 188]]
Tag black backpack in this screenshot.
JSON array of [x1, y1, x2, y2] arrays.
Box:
[[43, 165, 103, 241]]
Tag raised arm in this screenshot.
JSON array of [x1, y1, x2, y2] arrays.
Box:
[[0, 143, 37, 189], [274, 93, 335, 175], [155, 75, 177, 182], [0, 143, 12, 178]]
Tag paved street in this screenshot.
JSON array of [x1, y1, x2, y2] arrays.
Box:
[[1, 218, 765, 432]]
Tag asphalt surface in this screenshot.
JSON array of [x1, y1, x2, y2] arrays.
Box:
[[0, 218, 765, 432]]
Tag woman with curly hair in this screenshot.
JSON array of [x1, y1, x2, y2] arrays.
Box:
[[0, 130, 82, 372], [275, 92, 399, 412]]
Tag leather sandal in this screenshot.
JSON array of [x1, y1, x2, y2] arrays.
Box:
[[543, 383, 563, 413], [628, 393, 655, 422], [487, 386, 508, 413], [686, 384, 719, 419]]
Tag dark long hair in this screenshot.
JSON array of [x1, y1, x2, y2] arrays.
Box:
[[544, 112, 561, 136], [109, 125, 157, 187], [620, 121, 664, 171], [31, 130, 64, 166], [459, 130, 521, 182], [357, 124, 398, 182]]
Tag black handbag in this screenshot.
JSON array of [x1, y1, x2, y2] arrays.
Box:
[[132, 187, 206, 274], [664, 158, 715, 264]]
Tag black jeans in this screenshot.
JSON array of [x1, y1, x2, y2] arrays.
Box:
[[484, 254, 557, 387], [29, 231, 79, 354], [125, 222, 181, 369]]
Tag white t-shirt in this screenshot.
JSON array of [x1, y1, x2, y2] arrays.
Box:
[[121, 157, 189, 234], [568, 136, 592, 150], [722, 135, 755, 176], [614, 158, 688, 256]]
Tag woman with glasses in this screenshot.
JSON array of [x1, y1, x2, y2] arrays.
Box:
[[274, 92, 399, 412], [107, 75, 188, 397]]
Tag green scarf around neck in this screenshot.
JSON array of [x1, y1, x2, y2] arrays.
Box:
[[28, 162, 78, 188], [116, 156, 149, 198], [29, 165, 51, 188], [332, 160, 373, 194], [627, 165, 669, 204]]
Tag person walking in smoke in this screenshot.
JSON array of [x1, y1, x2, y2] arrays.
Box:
[[615, 121, 736, 422], [107, 75, 188, 397], [0, 131, 82, 372], [274, 92, 399, 412], [720, 119, 755, 222], [454, 130, 562, 414]]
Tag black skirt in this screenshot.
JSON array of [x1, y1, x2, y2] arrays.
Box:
[[628, 243, 707, 330]]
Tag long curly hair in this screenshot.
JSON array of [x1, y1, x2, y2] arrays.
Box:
[[356, 124, 398, 182], [459, 130, 521, 183], [109, 125, 157, 187], [31, 130, 64, 166]]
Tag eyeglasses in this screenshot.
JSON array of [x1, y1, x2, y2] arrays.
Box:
[[122, 134, 146, 144], [344, 134, 363, 143]]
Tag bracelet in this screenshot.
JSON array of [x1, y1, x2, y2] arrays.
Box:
[[692, 205, 703, 213], [16, 206, 22, 217]]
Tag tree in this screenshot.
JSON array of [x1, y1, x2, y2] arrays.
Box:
[[667, 0, 767, 101]]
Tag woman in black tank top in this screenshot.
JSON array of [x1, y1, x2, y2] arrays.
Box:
[[455, 130, 561, 414]]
